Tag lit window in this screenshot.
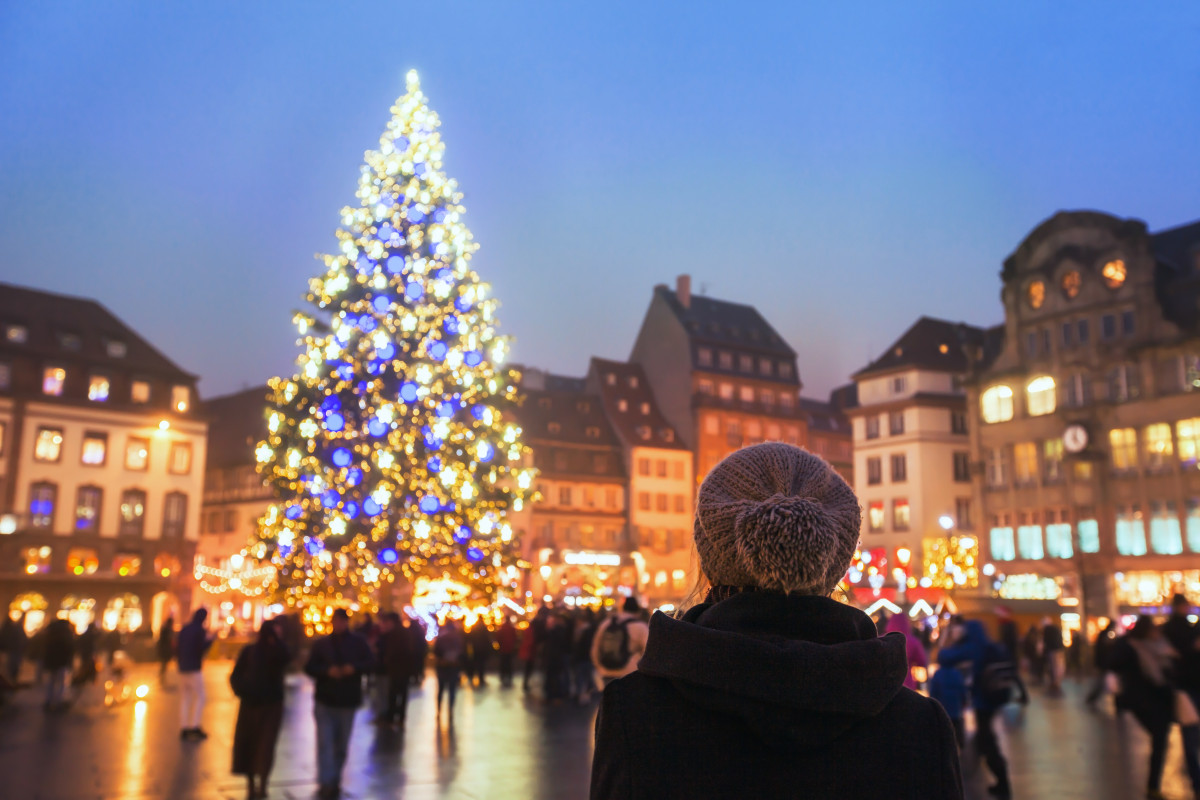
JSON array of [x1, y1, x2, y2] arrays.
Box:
[[81, 432, 108, 466], [980, 385, 1014, 423], [75, 486, 102, 533], [42, 367, 66, 396], [125, 437, 150, 471], [155, 554, 181, 578], [1025, 376, 1056, 416], [868, 501, 884, 532], [34, 427, 64, 462], [1045, 512, 1073, 559], [1013, 442, 1038, 484], [1179, 418, 1200, 465], [1110, 428, 1138, 471], [67, 548, 99, 576], [1043, 439, 1063, 481], [106, 340, 127, 358], [131, 381, 151, 403], [704, 415, 719, 435], [718, 383, 734, 400], [739, 386, 755, 403], [638, 458, 651, 475], [1017, 522, 1044, 560], [29, 482, 57, 528], [1061, 270, 1081, 299], [114, 553, 142, 577], [892, 499, 910, 531], [1116, 506, 1146, 556], [23, 546, 52, 575], [766, 423, 781, 440], [5, 324, 28, 344], [697, 379, 714, 395], [1027, 281, 1046, 309], [1150, 501, 1182, 555], [1102, 259, 1127, 289], [640, 402, 651, 415], [990, 525, 1015, 561], [119, 490, 147, 536], [1078, 518, 1100, 553], [86, 375, 110, 402], [697, 348, 713, 367], [1108, 365, 1141, 403], [171, 385, 190, 413], [986, 447, 1007, 487], [779, 393, 794, 409], [1144, 423, 1173, 469]]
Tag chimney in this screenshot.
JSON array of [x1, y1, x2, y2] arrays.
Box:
[[676, 274, 691, 308]]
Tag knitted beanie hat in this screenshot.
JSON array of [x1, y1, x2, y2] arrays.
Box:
[[694, 442, 862, 596]]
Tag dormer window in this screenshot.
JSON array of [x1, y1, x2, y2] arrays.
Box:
[[662, 429, 675, 443], [628, 376, 639, 389], [5, 324, 27, 344], [779, 362, 794, 379], [43, 367, 66, 396], [577, 400, 590, 413], [636, 426, 652, 440], [617, 399, 628, 412], [640, 402, 651, 415], [106, 340, 127, 358], [605, 373, 617, 386], [58, 332, 81, 351], [585, 426, 601, 439], [171, 385, 190, 413], [547, 422, 561, 434], [131, 380, 151, 404]]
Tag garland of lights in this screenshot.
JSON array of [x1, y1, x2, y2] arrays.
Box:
[[252, 71, 535, 616], [194, 554, 276, 597]]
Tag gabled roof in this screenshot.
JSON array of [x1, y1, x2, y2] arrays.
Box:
[[797, 397, 849, 434], [1152, 219, 1200, 273], [1153, 220, 1200, 331], [0, 282, 196, 381], [512, 372, 627, 481], [854, 317, 995, 379], [654, 284, 796, 358], [203, 386, 270, 470], [587, 357, 688, 451]]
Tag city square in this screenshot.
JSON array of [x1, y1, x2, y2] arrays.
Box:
[[3, 3, 1200, 798]]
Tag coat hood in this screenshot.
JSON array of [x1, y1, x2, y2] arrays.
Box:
[[637, 592, 909, 749]]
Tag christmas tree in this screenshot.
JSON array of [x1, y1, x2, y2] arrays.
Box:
[[252, 71, 535, 617]]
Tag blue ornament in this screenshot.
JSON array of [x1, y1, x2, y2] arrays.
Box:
[[399, 382, 419, 403], [419, 495, 440, 514], [477, 442, 495, 463], [372, 296, 390, 313], [379, 548, 398, 564], [429, 242, 439, 255], [378, 193, 396, 207], [322, 490, 340, 509], [407, 205, 426, 223], [436, 401, 455, 419], [285, 504, 303, 520], [367, 417, 388, 437], [378, 223, 400, 243], [393, 135, 409, 150], [464, 350, 483, 367], [331, 448, 352, 468], [433, 208, 447, 223], [336, 365, 354, 382], [363, 498, 382, 516], [470, 405, 487, 421], [346, 467, 363, 486], [405, 281, 424, 301], [454, 296, 472, 313], [413, 162, 427, 177], [321, 396, 341, 413], [386, 255, 405, 274], [344, 501, 360, 519], [454, 526, 471, 543], [356, 255, 377, 273], [429, 341, 448, 361], [325, 413, 345, 432], [367, 359, 385, 375], [306, 539, 323, 555], [427, 456, 442, 473], [277, 543, 292, 556], [360, 316, 378, 333], [437, 268, 453, 280], [443, 316, 460, 335], [466, 547, 484, 563]]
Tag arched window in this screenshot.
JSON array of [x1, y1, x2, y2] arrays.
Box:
[[1026, 376, 1057, 416], [980, 385, 1014, 423]]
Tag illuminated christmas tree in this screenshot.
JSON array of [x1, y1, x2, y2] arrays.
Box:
[[252, 71, 535, 615]]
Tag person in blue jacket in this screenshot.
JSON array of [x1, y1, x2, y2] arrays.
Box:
[[929, 663, 969, 748], [937, 619, 1012, 798]]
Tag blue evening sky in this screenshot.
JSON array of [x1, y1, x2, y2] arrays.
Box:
[[2, 3, 1197, 399]]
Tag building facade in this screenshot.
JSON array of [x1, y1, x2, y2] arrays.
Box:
[[849, 317, 993, 595], [800, 386, 855, 485], [0, 283, 206, 635], [194, 387, 275, 633], [630, 275, 810, 484], [964, 212, 1200, 620]]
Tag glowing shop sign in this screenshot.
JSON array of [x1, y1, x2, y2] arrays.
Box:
[[997, 574, 1061, 601], [563, 550, 622, 567]]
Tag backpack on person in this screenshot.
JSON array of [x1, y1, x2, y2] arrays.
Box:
[[977, 643, 1018, 707], [596, 618, 632, 670]]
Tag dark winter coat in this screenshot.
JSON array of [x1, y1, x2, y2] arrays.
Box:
[[42, 619, 75, 671], [177, 611, 212, 672], [378, 628, 411, 678], [1108, 636, 1175, 727], [1162, 613, 1200, 691], [590, 593, 962, 800], [231, 638, 290, 706], [937, 620, 1010, 713], [304, 631, 374, 708]]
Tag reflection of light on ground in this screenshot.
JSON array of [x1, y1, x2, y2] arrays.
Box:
[[120, 700, 148, 796]]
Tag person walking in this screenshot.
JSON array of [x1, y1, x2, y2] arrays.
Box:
[[885, 613, 929, 690], [433, 619, 465, 720], [541, 611, 573, 702], [929, 662, 969, 748], [1086, 621, 1119, 707], [995, 607, 1030, 703], [406, 618, 427, 686], [304, 608, 374, 800], [590, 597, 649, 688], [1, 613, 27, 685], [157, 616, 176, 683], [41, 616, 74, 712], [230, 619, 290, 800], [466, 621, 492, 687], [1042, 617, 1065, 695], [177, 608, 214, 740], [376, 612, 412, 729], [1023, 625, 1044, 685], [521, 605, 548, 692], [937, 618, 1016, 798], [570, 609, 598, 703], [496, 616, 518, 687], [73, 622, 100, 699], [590, 443, 963, 800]]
